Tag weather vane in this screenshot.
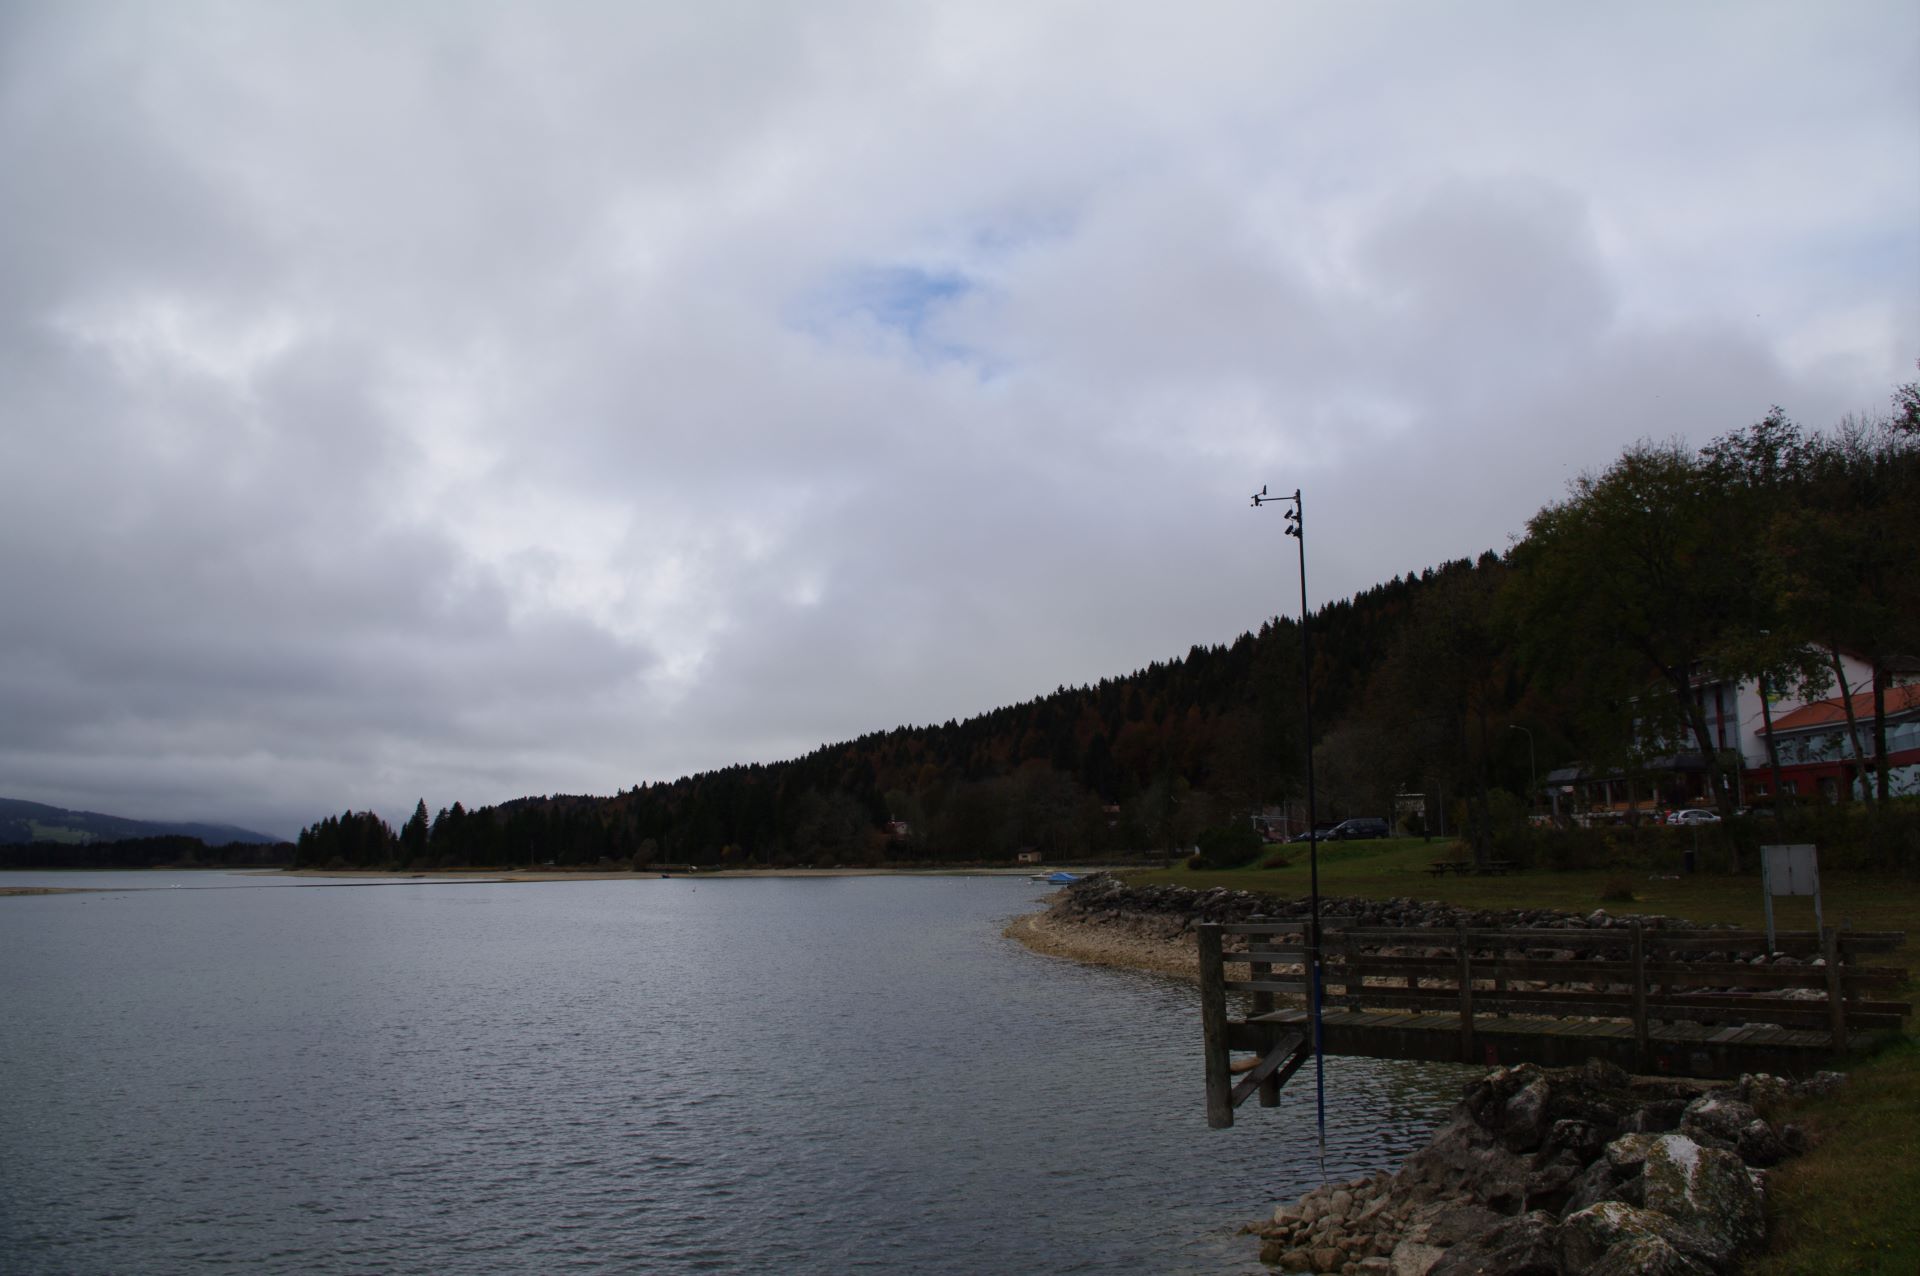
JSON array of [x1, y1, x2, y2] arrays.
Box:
[[1251, 480, 1325, 1178]]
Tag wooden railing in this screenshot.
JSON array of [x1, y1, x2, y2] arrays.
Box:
[[1198, 918, 1908, 1127]]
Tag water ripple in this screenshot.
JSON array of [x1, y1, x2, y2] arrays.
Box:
[[1, 875, 1469, 1274]]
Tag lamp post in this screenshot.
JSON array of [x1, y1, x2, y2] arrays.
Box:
[[1508, 724, 1536, 815], [1251, 483, 1325, 1177]]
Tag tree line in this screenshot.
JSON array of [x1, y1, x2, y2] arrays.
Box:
[[297, 374, 1920, 872], [1, 836, 295, 870]]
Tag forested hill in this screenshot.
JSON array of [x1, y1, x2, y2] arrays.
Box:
[[297, 555, 1502, 871], [0, 797, 281, 847], [294, 374, 1920, 872]]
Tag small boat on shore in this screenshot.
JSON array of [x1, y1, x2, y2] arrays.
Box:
[[1031, 871, 1082, 885]]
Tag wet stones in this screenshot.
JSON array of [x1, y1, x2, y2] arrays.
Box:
[[1250, 1064, 1835, 1275]]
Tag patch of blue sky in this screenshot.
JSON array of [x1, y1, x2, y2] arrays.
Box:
[[790, 264, 995, 372]]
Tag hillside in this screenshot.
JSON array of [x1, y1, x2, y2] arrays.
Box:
[[295, 556, 1507, 870], [0, 797, 281, 847]]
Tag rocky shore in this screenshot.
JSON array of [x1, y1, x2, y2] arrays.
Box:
[[1003, 874, 1700, 982], [1248, 1059, 1833, 1275], [1005, 876, 1834, 1274]]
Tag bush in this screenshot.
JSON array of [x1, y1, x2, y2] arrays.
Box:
[[1484, 800, 1920, 877], [1189, 822, 1264, 870]]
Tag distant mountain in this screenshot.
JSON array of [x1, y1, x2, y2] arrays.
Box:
[[0, 798, 282, 846]]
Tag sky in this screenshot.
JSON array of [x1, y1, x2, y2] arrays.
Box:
[[2, 1, 1917, 839]]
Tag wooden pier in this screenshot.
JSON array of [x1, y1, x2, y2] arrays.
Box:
[[1198, 919, 1908, 1129]]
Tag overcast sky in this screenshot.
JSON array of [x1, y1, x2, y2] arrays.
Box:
[[3, 2, 1916, 838]]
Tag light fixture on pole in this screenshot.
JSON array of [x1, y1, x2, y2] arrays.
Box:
[[1251, 482, 1325, 1178]]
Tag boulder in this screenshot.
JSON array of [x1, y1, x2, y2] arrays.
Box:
[[1405, 1200, 1507, 1247], [1426, 1209, 1563, 1275], [1735, 1073, 1792, 1113], [1584, 1234, 1713, 1276], [1521, 1149, 1586, 1213], [1388, 1240, 1445, 1276], [1638, 1134, 1765, 1266], [1541, 1119, 1605, 1163], [1559, 1200, 1718, 1272], [1678, 1094, 1760, 1150], [1602, 1132, 1662, 1174], [1273, 1245, 1313, 1270], [1497, 1078, 1554, 1153], [1621, 1098, 1689, 1134], [1556, 1156, 1622, 1219], [1735, 1118, 1784, 1168], [1398, 1115, 1529, 1212]]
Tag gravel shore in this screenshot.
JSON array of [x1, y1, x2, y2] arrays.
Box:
[[1002, 901, 1201, 980]]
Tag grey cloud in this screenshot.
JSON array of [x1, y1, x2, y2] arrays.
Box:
[[1, 2, 1914, 836]]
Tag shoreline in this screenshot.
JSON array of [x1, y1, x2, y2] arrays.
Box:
[[1002, 907, 1201, 980], [254, 864, 1124, 882], [1007, 877, 1838, 1275]]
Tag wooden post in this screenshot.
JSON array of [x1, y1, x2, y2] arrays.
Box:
[[1249, 917, 1274, 1016], [1456, 926, 1475, 1063], [1342, 927, 1360, 1007], [1248, 918, 1279, 1108], [1198, 923, 1233, 1128], [1630, 921, 1649, 1072], [1493, 939, 1509, 1019], [1823, 926, 1847, 1050]]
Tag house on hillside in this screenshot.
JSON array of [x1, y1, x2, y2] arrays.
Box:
[[1546, 650, 1916, 819], [1761, 681, 1920, 802]]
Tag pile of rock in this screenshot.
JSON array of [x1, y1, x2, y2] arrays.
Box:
[[1247, 1059, 1836, 1275], [1053, 874, 1692, 936]]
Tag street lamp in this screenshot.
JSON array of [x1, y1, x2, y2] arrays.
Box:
[[1251, 483, 1325, 1177]]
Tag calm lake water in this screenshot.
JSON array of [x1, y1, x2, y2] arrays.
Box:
[[0, 873, 1469, 1274]]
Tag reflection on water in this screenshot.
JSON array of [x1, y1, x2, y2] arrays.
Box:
[[0, 874, 1470, 1274]]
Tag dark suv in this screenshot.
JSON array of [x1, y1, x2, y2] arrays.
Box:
[[1328, 817, 1390, 840]]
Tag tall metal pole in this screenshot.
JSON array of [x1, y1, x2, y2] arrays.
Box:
[[1252, 484, 1325, 1177]]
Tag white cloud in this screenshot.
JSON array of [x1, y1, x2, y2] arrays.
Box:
[[1, 0, 1914, 836]]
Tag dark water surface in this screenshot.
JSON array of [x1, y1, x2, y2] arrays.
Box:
[[1, 874, 1468, 1274]]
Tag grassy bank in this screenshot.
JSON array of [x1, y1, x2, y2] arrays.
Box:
[[1125, 836, 1919, 1272], [1134, 837, 1920, 980]]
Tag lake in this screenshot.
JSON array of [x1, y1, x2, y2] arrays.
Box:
[[0, 873, 1468, 1273]]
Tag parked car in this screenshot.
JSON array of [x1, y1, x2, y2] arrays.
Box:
[[1666, 808, 1721, 825], [1289, 823, 1338, 843], [1329, 817, 1391, 840]]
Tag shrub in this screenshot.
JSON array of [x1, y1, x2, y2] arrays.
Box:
[[1189, 822, 1264, 870], [1599, 877, 1637, 903]]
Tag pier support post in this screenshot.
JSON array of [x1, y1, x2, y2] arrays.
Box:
[[1199, 924, 1233, 1128]]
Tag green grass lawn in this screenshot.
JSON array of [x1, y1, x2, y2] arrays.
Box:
[[1127, 836, 1920, 1273], [1133, 837, 1920, 980]]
